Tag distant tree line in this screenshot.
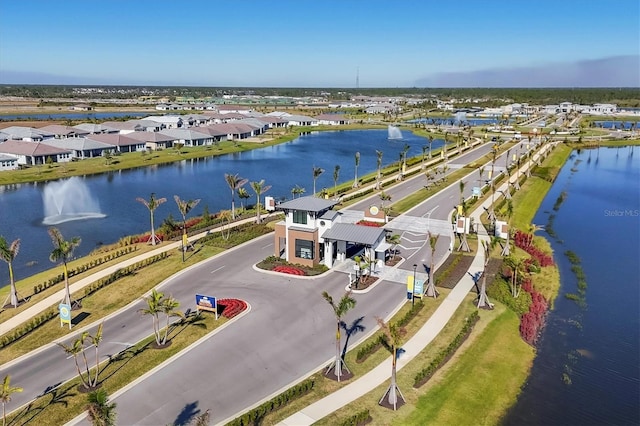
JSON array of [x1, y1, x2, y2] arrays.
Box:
[[1, 85, 638, 106]]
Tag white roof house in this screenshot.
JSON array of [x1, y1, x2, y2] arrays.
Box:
[[143, 115, 183, 129], [0, 154, 19, 171], [159, 129, 213, 147], [286, 114, 318, 127]]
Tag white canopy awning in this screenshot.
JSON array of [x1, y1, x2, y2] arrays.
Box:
[[375, 241, 392, 253]]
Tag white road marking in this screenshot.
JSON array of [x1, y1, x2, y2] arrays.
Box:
[[210, 265, 225, 274]]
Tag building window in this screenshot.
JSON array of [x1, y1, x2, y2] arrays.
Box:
[[295, 239, 314, 259], [293, 210, 307, 225]]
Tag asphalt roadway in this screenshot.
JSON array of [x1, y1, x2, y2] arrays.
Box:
[[1, 138, 536, 425]]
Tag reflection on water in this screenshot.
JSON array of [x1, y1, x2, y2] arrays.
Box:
[[505, 147, 640, 425]]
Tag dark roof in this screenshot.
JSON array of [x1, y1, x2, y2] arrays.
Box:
[[320, 210, 340, 221], [277, 196, 339, 213], [321, 223, 385, 246]]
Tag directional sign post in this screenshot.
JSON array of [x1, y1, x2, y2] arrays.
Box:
[[59, 303, 72, 329]]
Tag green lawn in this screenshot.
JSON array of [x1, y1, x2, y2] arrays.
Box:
[[398, 309, 533, 426]]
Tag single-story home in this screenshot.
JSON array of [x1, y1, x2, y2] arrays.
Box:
[[0, 140, 72, 165], [142, 115, 183, 129], [315, 114, 349, 125], [1, 126, 54, 142], [0, 154, 19, 171], [38, 124, 90, 139], [73, 123, 119, 134], [86, 133, 145, 153], [101, 121, 145, 134], [41, 137, 117, 159], [127, 131, 176, 151], [159, 129, 213, 147]]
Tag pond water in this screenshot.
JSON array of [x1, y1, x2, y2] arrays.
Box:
[[0, 129, 440, 285], [505, 146, 640, 425]]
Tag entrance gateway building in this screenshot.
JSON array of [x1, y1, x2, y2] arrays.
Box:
[[273, 196, 391, 268]]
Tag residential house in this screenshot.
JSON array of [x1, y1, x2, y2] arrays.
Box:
[[315, 114, 349, 125], [159, 128, 213, 147], [41, 137, 116, 159], [101, 121, 145, 134], [285, 114, 318, 127], [1, 126, 54, 142], [86, 133, 145, 153], [127, 131, 176, 150], [38, 124, 90, 139], [0, 140, 72, 165], [0, 154, 19, 171], [143, 115, 183, 129], [73, 123, 118, 134]]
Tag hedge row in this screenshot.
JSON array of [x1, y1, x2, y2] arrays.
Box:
[[339, 409, 371, 426], [413, 310, 480, 387], [226, 379, 315, 426], [33, 246, 138, 295], [83, 252, 169, 297], [0, 308, 56, 349], [356, 301, 424, 363]]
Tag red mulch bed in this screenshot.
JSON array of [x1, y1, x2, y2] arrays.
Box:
[[217, 298, 248, 319]]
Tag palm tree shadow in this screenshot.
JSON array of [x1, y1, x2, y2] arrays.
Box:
[[172, 400, 201, 426], [100, 343, 149, 383], [9, 383, 76, 426], [341, 316, 366, 359], [168, 310, 207, 341]]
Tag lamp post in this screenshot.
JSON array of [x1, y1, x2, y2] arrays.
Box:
[[412, 264, 417, 307]]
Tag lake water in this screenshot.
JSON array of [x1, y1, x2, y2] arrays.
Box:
[[0, 112, 154, 121], [505, 146, 640, 425], [0, 129, 440, 285]]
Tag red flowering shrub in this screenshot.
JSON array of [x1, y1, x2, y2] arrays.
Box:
[[217, 298, 248, 319], [356, 220, 384, 227], [133, 233, 164, 243], [273, 265, 306, 276], [514, 230, 554, 267], [185, 217, 202, 229], [519, 277, 549, 346]]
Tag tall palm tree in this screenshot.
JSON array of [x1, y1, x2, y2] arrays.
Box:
[[224, 173, 248, 220], [352, 152, 360, 188], [237, 187, 250, 211], [0, 236, 22, 308], [477, 239, 496, 309], [291, 185, 305, 199], [477, 166, 485, 196], [174, 195, 200, 261], [48, 227, 81, 308], [386, 234, 401, 260], [1, 375, 22, 426], [322, 291, 356, 382], [333, 165, 340, 197], [250, 179, 272, 224], [136, 193, 166, 246], [501, 199, 514, 256], [312, 166, 324, 196], [427, 134, 434, 159], [375, 150, 383, 189], [505, 256, 525, 298], [376, 316, 406, 410], [159, 294, 183, 345], [218, 210, 232, 240], [426, 232, 439, 298], [139, 288, 164, 346], [457, 181, 470, 252], [86, 388, 117, 426], [421, 145, 427, 170], [378, 191, 391, 209]]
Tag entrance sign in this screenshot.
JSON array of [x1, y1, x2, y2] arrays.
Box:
[[414, 279, 424, 298], [59, 303, 72, 329], [195, 294, 218, 319], [406, 275, 414, 300], [472, 186, 481, 197]]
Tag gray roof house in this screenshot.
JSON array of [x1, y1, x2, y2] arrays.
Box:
[[0, 154, 19, 171], [101, 121, 144, 134], [73, 123, 118, 134], [159, 129, 213, 147], [127, 131, 176, 150], [85, 133, 145, 153], [1, 126, 54, 141], [41, 137, 116, 159], [38, 124, 90, 139]]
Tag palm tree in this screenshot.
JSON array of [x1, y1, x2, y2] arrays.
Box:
[[237, 187, 250, 212], [312, 166, 324, 196], [139, 288, 164, 346], [219, 210, 232, 240], [477, 166, 485, 196], [174, 195, 201, 261], [322, 291, 356, 382], [457, 181, 470, 252], [501, 199, 514, 256], [376, 317, 406, 410], [375, 150, 383, 189], [58, 338, 92, 390], [136, 193, 167, 246], [378, 191, 391, 210], [477, 239, 496, 309], [386, 234, 401, 260], [427, 135, 434, 159], [352, 152, 360, 188], [291, 185, 305, 199], [426, 232, 439, 298], [1, 375, 22, 426], [48, 227, 81, 308], [0, 236, 22, 308], [421, 145, 427, 170], [224, 173, 248, 220], [88, 323, 103, 387], [505, 256, 525, 298], [333, 165, 340, 197], [250, 179, 272, 224], [86, 388, 117, 426], [159, 294, 183, 345]]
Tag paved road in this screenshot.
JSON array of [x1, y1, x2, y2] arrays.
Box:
[[3, 138, 537, 425]]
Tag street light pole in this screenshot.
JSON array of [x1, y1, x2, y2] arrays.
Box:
[[412, 264, 417, 307]]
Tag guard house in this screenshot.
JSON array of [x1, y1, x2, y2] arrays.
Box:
[[274, 196, 390, 269]]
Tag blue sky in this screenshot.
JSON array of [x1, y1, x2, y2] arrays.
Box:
[[0, 0, 638, 87]]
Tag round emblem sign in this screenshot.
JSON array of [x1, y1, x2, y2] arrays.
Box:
[[369, 206, 379, 215]]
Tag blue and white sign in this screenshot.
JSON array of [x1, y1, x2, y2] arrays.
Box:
[[59, 303, 72, 329], [414, 279, 424, 298], [472, 186, 481, 197], [195, 294, 218, 319]]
